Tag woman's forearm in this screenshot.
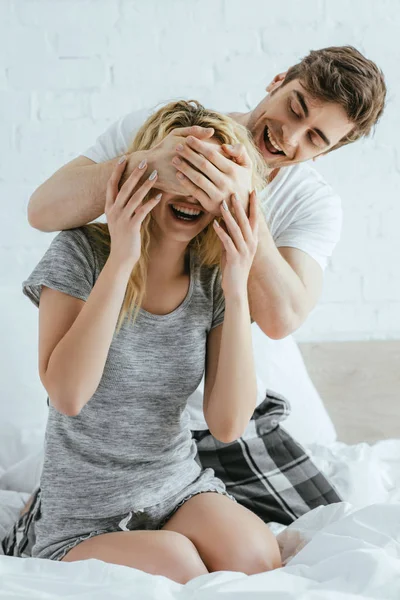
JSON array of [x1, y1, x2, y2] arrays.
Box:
[[206, 293, 257, 443], [43, 255, 133, 416], [27, 152, 147, 232]]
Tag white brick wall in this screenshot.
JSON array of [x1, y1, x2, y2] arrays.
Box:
[[0, 1, 399, 425]]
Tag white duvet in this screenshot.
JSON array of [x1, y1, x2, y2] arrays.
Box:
[[1, 434, 400, 599]]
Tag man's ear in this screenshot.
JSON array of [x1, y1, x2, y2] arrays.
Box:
[[266, 71, 287, 93]]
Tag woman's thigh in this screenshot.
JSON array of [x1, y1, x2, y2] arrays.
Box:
[[162, 492, 282, 574], [61, 529, 208, 584]]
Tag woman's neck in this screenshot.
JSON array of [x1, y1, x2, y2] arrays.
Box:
[[147, 234, 189, 282]]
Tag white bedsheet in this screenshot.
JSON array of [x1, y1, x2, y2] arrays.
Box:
[[1, 435, 400, 599]]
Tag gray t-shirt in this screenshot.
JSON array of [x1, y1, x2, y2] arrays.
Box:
[[22, 226, 225, 519]]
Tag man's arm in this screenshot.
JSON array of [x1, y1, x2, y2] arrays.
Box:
[[27, 155, 125, 232], [28, 125, 213, 232], [247, 211, 323, 339], [28, 150, 161, 232], [171, 139, 328, 340]]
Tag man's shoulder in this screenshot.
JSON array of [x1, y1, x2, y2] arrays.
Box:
[[278, 162, 335, 193], [261, 162, 340, 209], [118, 107, 153, 135]]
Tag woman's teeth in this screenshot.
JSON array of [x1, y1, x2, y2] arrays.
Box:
[[170, 204, 203, 221], [171, 204, 202, 217]]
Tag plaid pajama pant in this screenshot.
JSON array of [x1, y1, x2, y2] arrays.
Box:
[[1, 391, 341, 558]]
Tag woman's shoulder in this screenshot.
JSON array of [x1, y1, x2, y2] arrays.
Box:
[[66, 224, 110, 265]]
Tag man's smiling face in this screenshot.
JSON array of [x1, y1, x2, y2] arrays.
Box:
[[248, 77, 354, 167]]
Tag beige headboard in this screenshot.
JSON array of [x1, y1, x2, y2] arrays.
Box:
[[299, 341, 400, 444]]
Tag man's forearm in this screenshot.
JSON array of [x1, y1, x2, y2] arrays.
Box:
[[247, 213, 313, 339], [28, 152, 148, 232]]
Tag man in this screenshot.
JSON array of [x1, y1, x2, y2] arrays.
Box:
[[2, 46, 386, 559], [28, 46, 385, 340]]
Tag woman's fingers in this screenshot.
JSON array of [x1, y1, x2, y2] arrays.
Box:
[[216, 192, 259, 260], [230, 193, 254, 244], [132, 193, 162, 226], [219, 196, 247, 254], [105, 155, 128, 211], [213, 220, 236, 258], [115, 162, 153, 210], [248, 190, 259, 242], [124, 169, 159, 217]]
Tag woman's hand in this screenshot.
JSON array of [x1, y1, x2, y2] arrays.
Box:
[[106, 157, 161, 270], [213, 191, 259, 297]]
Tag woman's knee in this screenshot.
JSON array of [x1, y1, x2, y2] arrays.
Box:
[[207, 526, 282, 574], [62, 529, 207, 584], [162, 530, 209, 583]]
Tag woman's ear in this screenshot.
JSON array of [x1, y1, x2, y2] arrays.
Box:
[[266, 71, 287, 93]]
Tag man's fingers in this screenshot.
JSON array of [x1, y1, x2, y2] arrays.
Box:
[[172, 125, 214, 139], [184, 136, 231, 173], [174, 172, 219, 215], [221, 143, 252, 168]]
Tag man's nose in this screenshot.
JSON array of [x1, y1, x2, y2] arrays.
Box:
[[282, 123, 304, 153]]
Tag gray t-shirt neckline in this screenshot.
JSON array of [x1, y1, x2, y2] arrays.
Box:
[[137, 246, 196, 322]]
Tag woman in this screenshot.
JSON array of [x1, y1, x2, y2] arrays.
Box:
[[14, 101, 281, 582]]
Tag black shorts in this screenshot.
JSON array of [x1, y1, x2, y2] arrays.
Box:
[[1, 391, 341, 558]]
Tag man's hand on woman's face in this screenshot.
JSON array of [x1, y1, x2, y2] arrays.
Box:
[[171, 136, 253, 216], [141, 126, 215, 196]]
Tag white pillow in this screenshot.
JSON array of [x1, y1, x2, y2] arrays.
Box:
[[0, 490, 31, 549], [0, 422, 44, 493], [187, 328, 337, 446], [251, 327, 337, 446]]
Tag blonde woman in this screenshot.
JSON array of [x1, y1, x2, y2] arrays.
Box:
[[20, 101, 281, 582]]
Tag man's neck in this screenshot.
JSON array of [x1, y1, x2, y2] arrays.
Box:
[[227, 111, 250, 128]]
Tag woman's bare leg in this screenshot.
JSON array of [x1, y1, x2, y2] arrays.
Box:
[[162, 492, 282, 574], [61, 529, 208, 584]]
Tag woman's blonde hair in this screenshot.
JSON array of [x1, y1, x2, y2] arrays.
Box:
[[87, 100, 268, 333]]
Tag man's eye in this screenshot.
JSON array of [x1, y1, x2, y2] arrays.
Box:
[[290, 104, 300, 118]]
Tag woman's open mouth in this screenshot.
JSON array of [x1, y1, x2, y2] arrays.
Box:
[[169, 203, 205, 224], [263, 126, 286, 156]]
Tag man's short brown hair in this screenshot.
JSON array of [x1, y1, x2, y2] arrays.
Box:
[[283, 46, 386, 151]]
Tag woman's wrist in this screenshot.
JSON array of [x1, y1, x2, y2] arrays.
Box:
[[224, 287, 249, 308], [107, 252, 136, 279]]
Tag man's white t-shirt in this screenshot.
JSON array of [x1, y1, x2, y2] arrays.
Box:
[[81, 108, 342, 431]]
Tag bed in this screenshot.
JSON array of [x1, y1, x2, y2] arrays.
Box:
[[1, 340, 399, 599]]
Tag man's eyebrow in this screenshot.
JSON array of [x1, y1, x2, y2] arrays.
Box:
[[314, 128, 330, 146], [294, 91, 330, 146], [294, 91, 309, 117]]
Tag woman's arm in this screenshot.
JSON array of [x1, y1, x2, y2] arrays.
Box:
[[40, 256, 134, 416], [40, 160, 161, 416], [203, 191, 259, 443], [203, 294, 257, 443]]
